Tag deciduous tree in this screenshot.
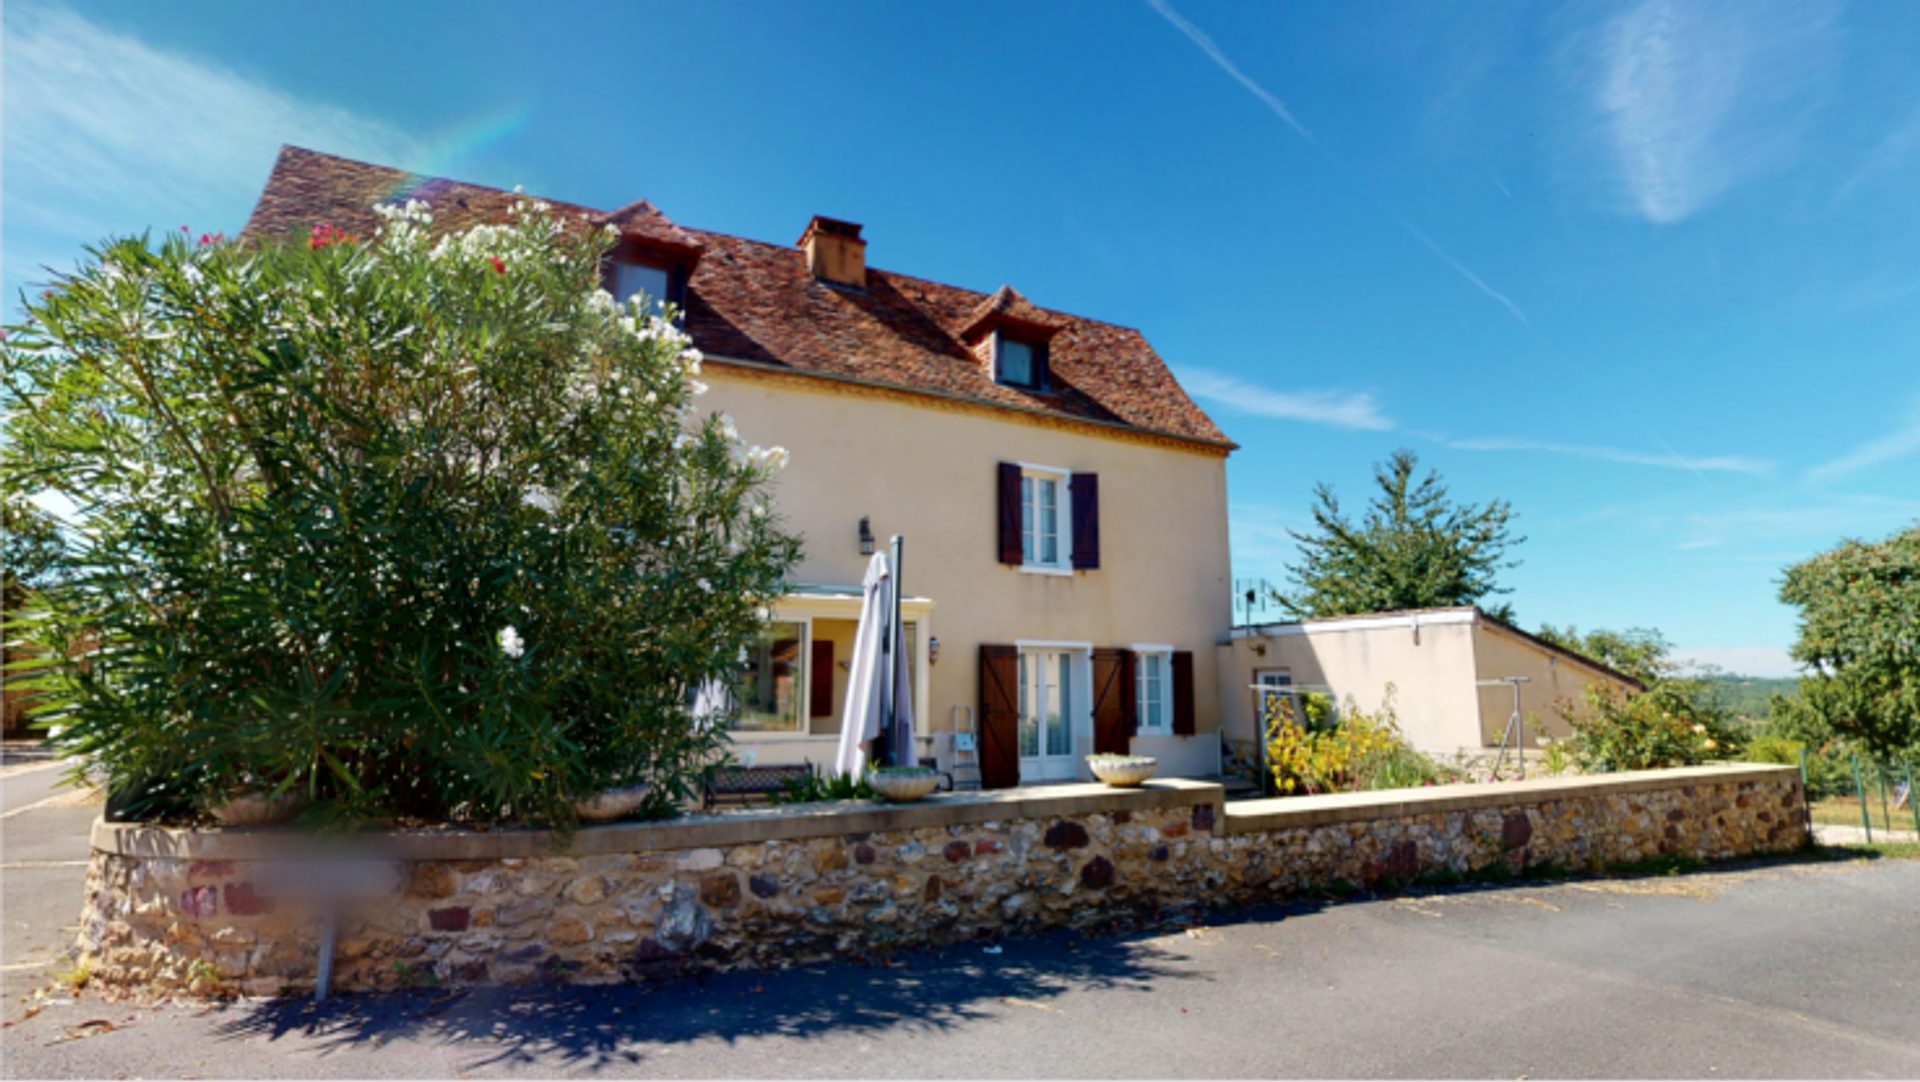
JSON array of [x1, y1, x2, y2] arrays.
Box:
[[1779, 525, 1920, 759]]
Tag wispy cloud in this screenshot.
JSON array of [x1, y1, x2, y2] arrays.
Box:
[[1146, 0, 1528, 331], [1808, 400, 1920, 482], [1181, 368, 1394, 432], [1583, 0, 1841, 224], [1838, 100, 1920, 205], [1227, 502, 1308, 578], [3, 4, 421, 298], [1447, 437, 1771, 475]]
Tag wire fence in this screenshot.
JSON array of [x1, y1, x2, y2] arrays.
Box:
[[1802, 750, 1918, 843]]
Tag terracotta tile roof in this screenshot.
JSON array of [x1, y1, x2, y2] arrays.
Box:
[[959, 285, 1062, 343], [590, 199, 705, 257], [242, 146, 1232, 450]]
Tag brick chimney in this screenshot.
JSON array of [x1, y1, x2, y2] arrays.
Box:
[[798, 215, 866, 290]]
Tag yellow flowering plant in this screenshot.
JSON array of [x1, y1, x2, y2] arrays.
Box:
[[1264, 684, 1441, 794]]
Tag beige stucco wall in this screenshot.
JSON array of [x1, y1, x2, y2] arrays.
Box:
[[1469, 622, 1637, 745], [1217, 615, 1485, 760], [700, 364, 1234, 779], [1216, 612, 1646, 767]]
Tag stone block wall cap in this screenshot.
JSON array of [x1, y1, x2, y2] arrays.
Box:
[[90, 778, 1226, 861], [1221, 763, 1800, 836]]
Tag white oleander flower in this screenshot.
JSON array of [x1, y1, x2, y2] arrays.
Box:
[[497, 626, 525, 659]]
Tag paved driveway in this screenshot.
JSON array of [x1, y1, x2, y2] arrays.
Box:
[[5, 793, 1916, 1081]]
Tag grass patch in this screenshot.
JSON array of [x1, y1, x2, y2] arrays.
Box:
[[1809, 795, 1918, 835], [1813, 840, 1920, 861]]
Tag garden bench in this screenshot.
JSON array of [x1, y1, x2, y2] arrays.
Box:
[[702, 762, 816, 810]]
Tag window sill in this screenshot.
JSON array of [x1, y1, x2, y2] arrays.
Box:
[[1018, 564, 1075, 577]]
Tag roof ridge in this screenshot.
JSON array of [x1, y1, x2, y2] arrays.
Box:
[[682, 226, 1148, 337]]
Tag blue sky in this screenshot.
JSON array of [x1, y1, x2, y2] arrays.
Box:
[[9, 0, 1920, 677]]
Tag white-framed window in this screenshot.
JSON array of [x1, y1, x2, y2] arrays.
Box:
[[1019, 464, 1072, 574], [1135, 647, 1173, 734]]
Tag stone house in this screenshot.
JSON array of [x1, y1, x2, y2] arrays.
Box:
[[243, 146, 1238, 787]]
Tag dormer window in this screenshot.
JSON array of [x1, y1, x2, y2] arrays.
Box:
[[964, 286, 1062, 393], [591, 199, 703, 319], [612, 258, 671, 311], [995, 333, 1045, 390]]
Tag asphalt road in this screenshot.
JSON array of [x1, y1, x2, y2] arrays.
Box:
[[4, 786, 1916, 1081], [3, 757, 101, 1011]]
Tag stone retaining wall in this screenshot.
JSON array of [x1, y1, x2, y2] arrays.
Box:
[[78, 765, 1805, 996]]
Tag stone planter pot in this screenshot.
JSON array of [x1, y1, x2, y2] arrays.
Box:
[[209, 791, 306, 827], [1088, 755, 1158, 788], [868, 769, 940, 803], [573, 784, 649, 823]]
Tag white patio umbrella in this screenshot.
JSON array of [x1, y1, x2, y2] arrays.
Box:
[[834, 550, 913, 777]]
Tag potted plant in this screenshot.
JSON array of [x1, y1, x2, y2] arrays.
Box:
[[867, 765, 940, 803], [1087, 753, 1158, 787], [573, 783, 650, 823]]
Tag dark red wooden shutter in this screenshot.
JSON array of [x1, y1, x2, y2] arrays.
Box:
[[997, 463, 1023, 565], [810, 640, 834, 718], [1124, 650, 1139, 736], [979, 645, 1021, 789], [1092, 648, 1132, 755], [1171, 650, 1196, 736], [1070, 473, 1099, 570]]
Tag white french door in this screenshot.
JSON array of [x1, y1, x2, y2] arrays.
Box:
[[1018, 649, 1076, 780]]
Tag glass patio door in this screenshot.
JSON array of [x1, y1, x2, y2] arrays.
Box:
[[1018, 649, 1075, 780]]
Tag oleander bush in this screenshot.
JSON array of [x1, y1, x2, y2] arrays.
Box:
[[1561, 681, 1745, 773], [1, 198, 801, 827]]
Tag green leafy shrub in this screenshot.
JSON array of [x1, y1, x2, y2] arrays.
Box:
[[2, 200, 802, 827], [1562, 682, 1744, 773], [769, 771, 874, 804], [1265, 684, 1442, 794]]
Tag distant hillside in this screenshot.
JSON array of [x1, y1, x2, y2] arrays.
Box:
[[1701, 674, 1800, 721]]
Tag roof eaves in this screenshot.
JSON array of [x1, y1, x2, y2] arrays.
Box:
[[1468, 608, 1649, 692], [702, 353, 1239, 455]]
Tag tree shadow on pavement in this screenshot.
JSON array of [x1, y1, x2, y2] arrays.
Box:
[[208, 921, 1205, 1071]]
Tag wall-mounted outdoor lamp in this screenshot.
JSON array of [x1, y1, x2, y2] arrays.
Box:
[[859, 516, 875, 556], [929, 636, 941, 665]]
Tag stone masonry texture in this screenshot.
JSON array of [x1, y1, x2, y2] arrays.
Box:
[[76, 770, 1804, 996]]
